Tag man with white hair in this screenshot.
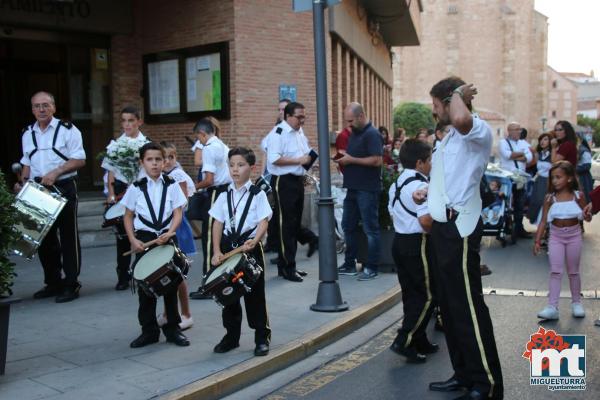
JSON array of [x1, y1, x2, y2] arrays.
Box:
[[498, 121, 532, 239]]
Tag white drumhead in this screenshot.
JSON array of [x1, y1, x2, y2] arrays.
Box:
[[105, 203, 126, 219], [133, 245, 175, 280], [205, 253, 242, 284]]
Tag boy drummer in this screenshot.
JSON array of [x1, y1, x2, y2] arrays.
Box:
[[209, 147, 272, 356], [121, 142, 190, 348]]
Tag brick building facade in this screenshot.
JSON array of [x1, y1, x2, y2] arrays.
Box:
[[392, 0, 548, 141], [0, 0, 420, 189]]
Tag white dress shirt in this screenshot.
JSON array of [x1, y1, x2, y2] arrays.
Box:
[[537, 150, 551, 178], [20, 117, 86, 179], [209, 181, 272, 239], [120, 171, 187, 234], [388, 169, 430, 234], [498, 138, 532, 173], [166, 166, 195, 197], [429, 116, 492, 210], [267, 120, 310, 176], [201, 136, 232, 186]]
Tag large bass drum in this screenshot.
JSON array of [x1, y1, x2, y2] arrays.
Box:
[[11, 181, 67, 259]]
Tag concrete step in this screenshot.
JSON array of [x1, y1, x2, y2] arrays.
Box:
[[78, 199, 106, 217]]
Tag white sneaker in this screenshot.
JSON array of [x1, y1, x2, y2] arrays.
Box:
[[179, 315, 194, 330], [156, 313, 167, 327], [572, 303, 585, 318], [537, 305, 559, 320]]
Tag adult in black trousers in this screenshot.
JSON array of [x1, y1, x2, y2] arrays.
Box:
[[424, 77, 503, 400]]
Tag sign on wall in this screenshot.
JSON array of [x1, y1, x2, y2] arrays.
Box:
[[279, 85, 297, 102]]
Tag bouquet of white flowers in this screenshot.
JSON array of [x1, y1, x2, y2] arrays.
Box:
[[101, 135, 150, 184]]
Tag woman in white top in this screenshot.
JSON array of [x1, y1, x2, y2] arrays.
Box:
[[527, 133, 552, 224], [534, 161, 591, 320]]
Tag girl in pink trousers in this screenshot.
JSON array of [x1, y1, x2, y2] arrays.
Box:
[[534, 161, 591, 320]]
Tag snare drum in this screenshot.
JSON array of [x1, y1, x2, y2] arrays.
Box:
[[133, 244, 191, 298], [102, 202, 126, 228], [201, 253, 262, 306], [11, 181, 67, 259]]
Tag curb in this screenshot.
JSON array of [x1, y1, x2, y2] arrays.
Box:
[[159, 286, 401, 400]]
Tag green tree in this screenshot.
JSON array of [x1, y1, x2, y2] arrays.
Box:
[[577, 114, 600, 147], [393, 102, 435, 137]]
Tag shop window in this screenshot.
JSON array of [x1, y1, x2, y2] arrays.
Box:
[[143, 41, 230, 123]]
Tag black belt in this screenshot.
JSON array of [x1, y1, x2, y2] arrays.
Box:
[[33, 176, 75, 184], [277, 174, 303, 179]]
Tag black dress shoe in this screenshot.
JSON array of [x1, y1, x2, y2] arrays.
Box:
[[415, 339, 439, 354], [429, 377, 469, 392], [297, 269, 308, 277], [214, 339, 240, 353], [33, 286, 61, 299], [190, 290, 213, 300], [281, 269, 303, 282], [115, 281, 130, 291], [307, 241, 318, 257], [130, 332, 160, 348], [254, 343, 269, 356], [453, 389, 487, 400], [390, 341, 426, 363], [55, 284, 81, 303], [165, 330, 190, 347]]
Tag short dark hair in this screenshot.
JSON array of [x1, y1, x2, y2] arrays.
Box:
[[139, 142, 165, 160], [279, 98, 292, 104], [121, 105, 141, 119], [159, 141, 177, 151], [430, 76, 472, 111], [193, 118, 215, 135], [399, 139, 432, 169], [228, 147, 256, 166], [520, 128, 528, 140], [284, 101, 305, 119]]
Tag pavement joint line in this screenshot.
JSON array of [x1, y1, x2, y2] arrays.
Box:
[[483, 287, 600, 299], [157, 286, 401, 400]]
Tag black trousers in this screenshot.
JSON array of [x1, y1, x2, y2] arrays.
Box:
[[200, 185, 228, 275], [392, 233, 435, 349], [133, 230, 181, 335], [266, 193, 317, 251], [430, 219, 503, 398], [37, 178, 81, 289], [513, 187, 527, 233], [271, 174, 304, 271], [221, 243, 271, 345], [112, 180, 131, 282]]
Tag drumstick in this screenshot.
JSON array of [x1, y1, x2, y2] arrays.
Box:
[[122, 232, 175, 256], [218, 246, 245, 263]]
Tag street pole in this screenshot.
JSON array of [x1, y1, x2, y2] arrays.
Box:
[[310, 0, 348, 312]]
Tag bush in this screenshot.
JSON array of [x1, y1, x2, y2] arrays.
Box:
[[393, 102, 435, 137], [0, 171, 18, 297], [577, 114, 600, 147]]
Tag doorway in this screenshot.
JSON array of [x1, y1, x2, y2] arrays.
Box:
[[0, 38, 112, 191]]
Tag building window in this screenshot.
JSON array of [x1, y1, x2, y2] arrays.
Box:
[[552, 80, 557, 89], [448, 5, 458, 14], [143, 41, 230, 123], [552, 110, 556, 118]]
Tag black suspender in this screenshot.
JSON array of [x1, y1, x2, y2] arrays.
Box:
[[133, 175, 175, 231], [392, 173, 428, 218], [505, 139, 520, 170], [225, 185, 260, 246], [28, 121, 70, 161]]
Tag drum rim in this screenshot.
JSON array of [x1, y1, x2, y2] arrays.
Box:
[[133, 245, 176, 279], [204, 253, 243, 284]]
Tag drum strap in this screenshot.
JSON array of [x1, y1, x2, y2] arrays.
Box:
[[135, 175, 175, 231], [392, 173, 428, 218], [29, 121, 69, 161], [225, 185, 260, 247]]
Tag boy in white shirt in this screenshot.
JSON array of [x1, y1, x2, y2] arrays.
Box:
[[209, 147, 272, 357], [388, 139, 437, 363], [121, 142, 190, 349]]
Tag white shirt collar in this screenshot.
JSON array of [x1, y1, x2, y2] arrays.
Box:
[[228, 180, 252, 193], [206, 136, 219, 146], [280, 120, 300, 134], [34, 117, 59, 133]]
